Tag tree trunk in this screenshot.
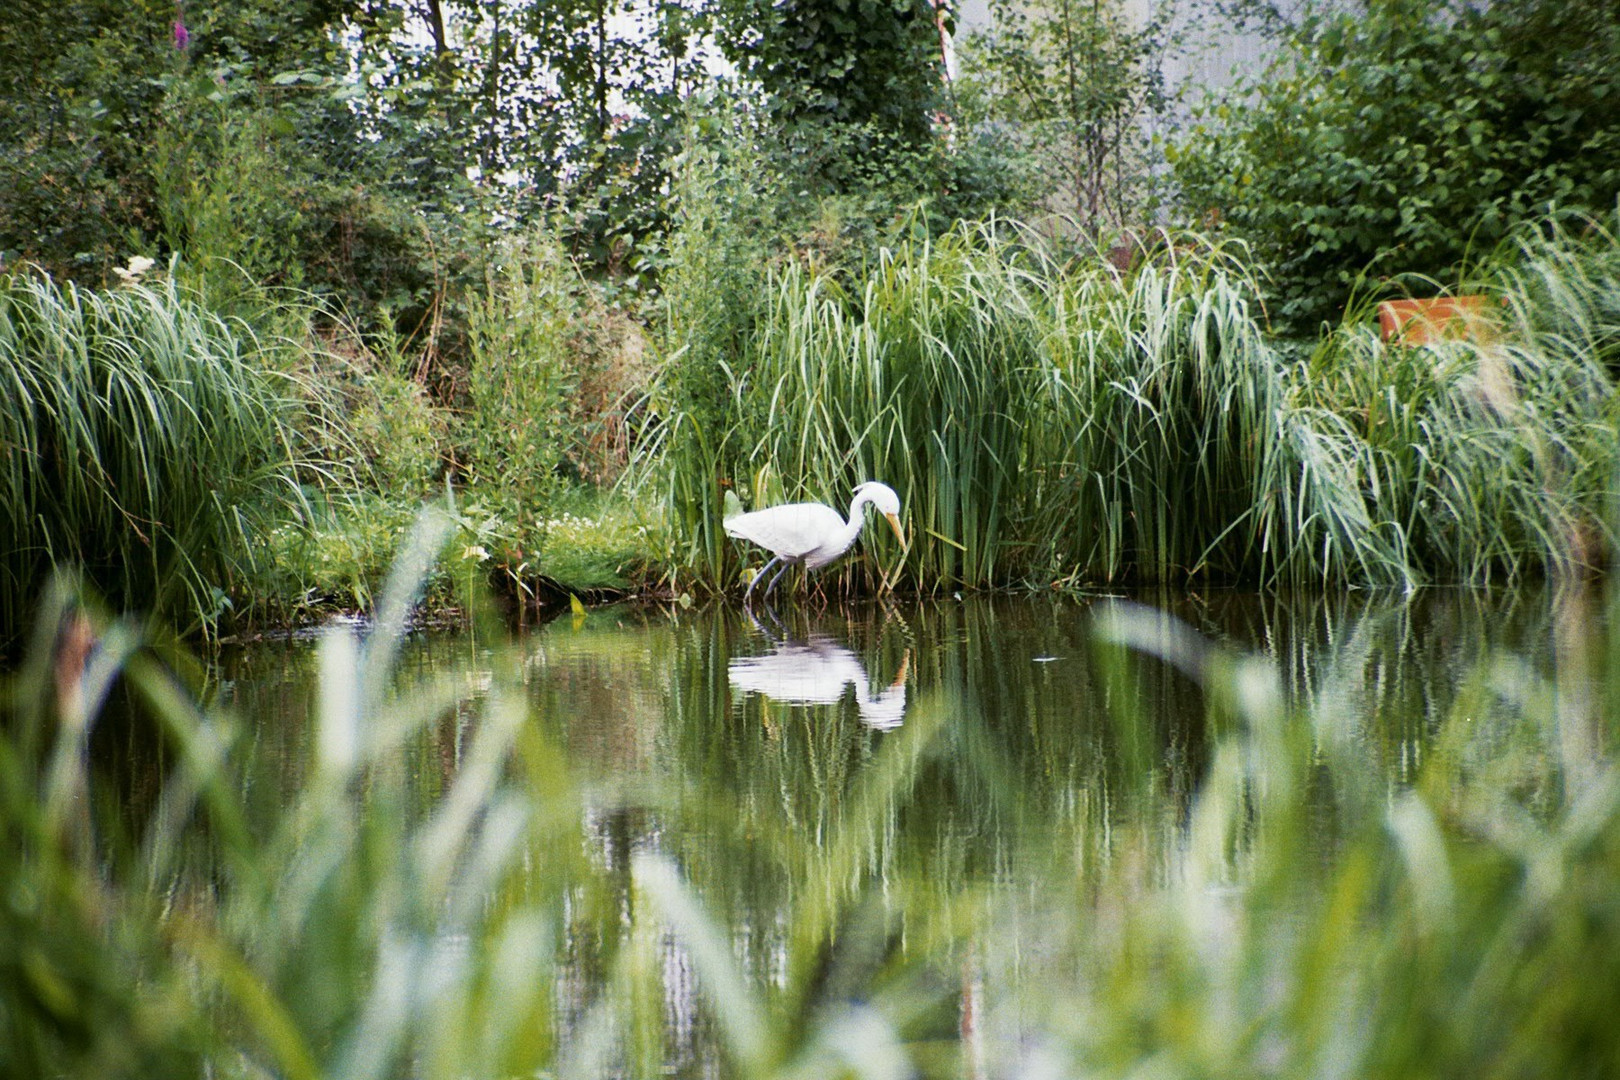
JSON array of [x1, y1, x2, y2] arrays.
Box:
[[421, 0, 448, 59]]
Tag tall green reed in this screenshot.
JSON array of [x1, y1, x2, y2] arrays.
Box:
[[1, 523, 581, 1079], [1023, 234, 1403, 587], [664, 223, 1402, 593], [1300, 212, 1620, 583], [660, 214, 1619, 595], [0, 271, 339, 638]]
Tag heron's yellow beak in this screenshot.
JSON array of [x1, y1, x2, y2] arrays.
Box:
[[884, 511, 908, 550]]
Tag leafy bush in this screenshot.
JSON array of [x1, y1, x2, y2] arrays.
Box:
[[454, 231, 660, 595], [1169, 0, 1620, 331], [462, 237, 578, 516], [716, 0, 948, 183], [349, 371, 447, 497], [464, 232, 651, 487], [0, 0, 172, 276]]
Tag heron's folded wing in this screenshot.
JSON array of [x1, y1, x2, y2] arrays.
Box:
[[722, 502, 845, 559]]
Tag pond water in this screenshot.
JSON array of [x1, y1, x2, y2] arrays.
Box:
[[215, 587, 1591, 814], [180, 586, 1608, 1072]]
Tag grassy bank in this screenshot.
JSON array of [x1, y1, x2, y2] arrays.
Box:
[[3, 527, 1618, 1077], [5, 209, 1616, 637], [0, 250, 662, 643]]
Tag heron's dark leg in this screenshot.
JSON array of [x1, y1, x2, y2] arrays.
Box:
[[763, 558, 795, 598], [746, 555, 782, 602]]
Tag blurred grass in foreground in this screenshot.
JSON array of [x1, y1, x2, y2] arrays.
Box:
[[3, 515, 1619, 1078]]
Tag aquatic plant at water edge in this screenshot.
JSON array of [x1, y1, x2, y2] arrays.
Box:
[[658, 214, 1620, 595], [661, 222, 1388, 592], [0, 271, 343, 638]]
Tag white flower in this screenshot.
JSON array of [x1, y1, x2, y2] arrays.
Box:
[[461, 544, 490, 562]]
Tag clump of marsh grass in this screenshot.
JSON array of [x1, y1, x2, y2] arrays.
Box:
[[1298, 211, 1620, 583], [0, 271, 342, 638], [664, 222, 1408, 594], [659, 212, 1619, 595], [1022, 233, 1402, 587], [732, 223, 1048, 592], [1497, 209, 1620, 379]]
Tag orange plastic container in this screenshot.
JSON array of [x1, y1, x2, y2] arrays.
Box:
[[1377, 295, 1491, 346]]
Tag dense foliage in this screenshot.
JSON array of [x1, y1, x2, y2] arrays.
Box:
[[714, 0, 949, 192], [662, 212, 1620, 594], [6, 0, 1620, 1068], [1170, 0, 1620, 330]]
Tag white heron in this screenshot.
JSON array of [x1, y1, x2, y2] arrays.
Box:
[[724, 481, 907, 600]]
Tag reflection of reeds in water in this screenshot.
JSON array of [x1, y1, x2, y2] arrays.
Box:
[[4, 524, 1618, 1077]]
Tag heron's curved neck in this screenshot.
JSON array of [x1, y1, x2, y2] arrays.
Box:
[[838, 490, 875, 550]]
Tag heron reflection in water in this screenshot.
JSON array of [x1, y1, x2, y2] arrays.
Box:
[[728, 632, 911, 731]]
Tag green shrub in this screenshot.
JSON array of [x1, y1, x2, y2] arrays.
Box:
[[462, 236, 578, 515], [0, 0, 172, 278], [1169, 0, 1620, 331], [653, 116, 780, 585], [152, 75, 313, 302], [457, 232, 661, 598], [349, 371, 447, 497]]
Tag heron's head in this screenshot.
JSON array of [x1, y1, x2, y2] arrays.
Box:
[[854, 481, 901, 515], [854, 481, 907, 548]]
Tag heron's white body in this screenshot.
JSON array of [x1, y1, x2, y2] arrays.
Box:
[[725, 500, 862, 570], [723, 481, 906, 599]]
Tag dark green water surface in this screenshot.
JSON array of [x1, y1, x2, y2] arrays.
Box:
[[216, 589, 1587, 819], [192, 587, 1603, 1072]]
